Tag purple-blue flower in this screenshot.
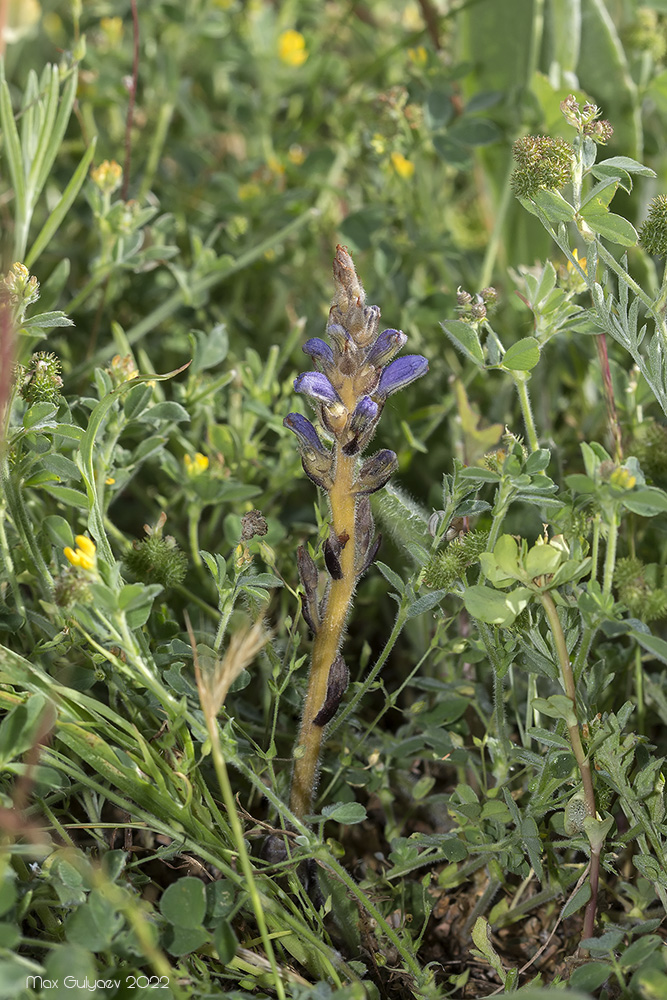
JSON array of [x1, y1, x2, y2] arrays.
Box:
[[375, 355, 429, 398], [294, 371, 342, 407], [349, 396, 379, 434], [302, 338, 335, 369], [365, 329, 408, 368], [283, 412, 328, 454]]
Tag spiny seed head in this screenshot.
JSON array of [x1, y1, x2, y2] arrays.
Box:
[[640, 196, 667, 259], [511, 135, 573, 197], [20, 351, 63, 404], [125, 533, 188, 589]]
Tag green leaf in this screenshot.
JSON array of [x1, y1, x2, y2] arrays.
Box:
[[321, 801, 367, 825], [619, 934, 663, 968], [25, 135, 97, 269], [464, 585, 525, 626], [21, 310, 74, 331], [440, 320, 485, 366], [623, 487, 667, 516], [630, 630, 667, 667], [581, 208, 638, 247], [77, 363, 190, 561], [142, 401, 190, 423], [471, 916, 506, 984], [568, 961, 611, 992], [502, 337, 540, 371], [525, 189, 576, 223], [213, 919, 237, 964], [525, 543, 562, 578], [532, 694, 577, 727], [405, 589, 447, 620], [160, 877, 207, 928], [597, 155, 655, 178]]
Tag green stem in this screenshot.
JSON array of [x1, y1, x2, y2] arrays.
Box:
[[513, 374, 540, 453], [602, 509, 619, 598], [329, 606, 407, 736], [205, 712, 286, 1000], [540, 591, 600, 944], [290, 441, 358, 821]]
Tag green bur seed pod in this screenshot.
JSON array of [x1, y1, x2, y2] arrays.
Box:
[[20, 351, 63, 405], [511, 135, 573, 197], [564, 789, 591, 836], [639, 196, 667, 258], [125, 533, 188, 589]]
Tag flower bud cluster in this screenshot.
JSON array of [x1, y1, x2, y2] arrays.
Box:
[[456, 286, 497, 323], [511, 136, 573, 197], [560, 95, 613, 144], [285, 245, 428, 490], [1, 262, 40, 325]]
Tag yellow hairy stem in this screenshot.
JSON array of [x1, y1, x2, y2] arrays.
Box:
[[290, 383, 358, 821]]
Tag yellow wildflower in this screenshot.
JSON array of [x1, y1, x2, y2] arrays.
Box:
[[408, 46, 428, 66], [288, 144, 306, 165], [371, 134, 386, 155], [266, 155, 285, 177], [390, 151, 415, 179], [91, 159, 123, 195], [64, 535, 97, 572], [100, 16, 123, 46], [105, 477, 116, 485], [567, 248, 587, 275], [278, 29, 308, 67], [185, 452, 209, 475], [238, 182, 261, 201], [610, 467, 637, 491]]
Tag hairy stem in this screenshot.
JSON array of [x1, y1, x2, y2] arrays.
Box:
[[540, 591, 600, 943], [290, 444, 357, 821], [513, 374, 540, 453]]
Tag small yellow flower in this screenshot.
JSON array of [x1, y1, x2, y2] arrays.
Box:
[[610, 467, 637, 491], [100, 16, 123, 46], [91, 159, 123, 195], [370, 133, 386, 155], [567, 248, 587, 275], [105, 477, 116, 485], [238, 182, 261, 201], [390, 151, 415, 179], [185, 452, 209, 476], [278, 29, 308, 67], [288, 144, 306, 165], [64, 535, 97, 572], [266, 155, 285, 177], [107, 354, 139, 385], [408, 46, 428, 66]]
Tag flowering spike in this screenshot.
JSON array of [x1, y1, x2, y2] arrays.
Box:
[[375, 354, 429, 398], [286, 246, 428, 823]]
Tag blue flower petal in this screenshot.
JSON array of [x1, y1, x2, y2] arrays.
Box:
[[349, 395, 379, 434], [366, 329, 408, 367], [303, 338, 335, 369], [283, 412, 327, 453], [376, 355, 428, 398], [294, 371, 342, 406]]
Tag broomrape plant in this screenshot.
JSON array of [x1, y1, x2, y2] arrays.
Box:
[[284, 245, 428, 820]]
